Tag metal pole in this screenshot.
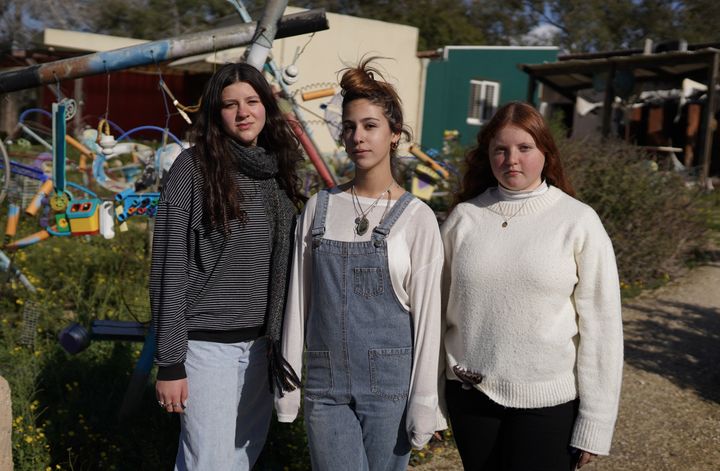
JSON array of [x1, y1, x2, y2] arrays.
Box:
[[526, 76, 537, 106], [245, 0, 289, 71], [229, 0, 337, 185], [0, 9, 328, 93], [264, 62, 338, 187], [285, 111, 335, 187], [73, 78, 83, 134]]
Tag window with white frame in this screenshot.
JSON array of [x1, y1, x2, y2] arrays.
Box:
[[467, 80, 500, 125]]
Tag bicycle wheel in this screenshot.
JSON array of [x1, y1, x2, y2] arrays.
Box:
[[0, 139, 10, 205]]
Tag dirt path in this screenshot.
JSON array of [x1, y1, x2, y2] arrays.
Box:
[[413, 260, 720, 470]]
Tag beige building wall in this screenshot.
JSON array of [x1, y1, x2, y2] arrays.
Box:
[[209, 8, 423, 155], [42, 8, 423, 156], [43, 28, 148, 51], [271, 7, 423, 155]]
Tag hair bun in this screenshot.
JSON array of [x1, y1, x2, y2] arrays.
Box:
[[337, 56, 411, 149], [339, 56, 401, 105]]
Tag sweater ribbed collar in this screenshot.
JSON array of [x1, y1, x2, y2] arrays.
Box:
[[495, 181, 549, 201], [477, 183, 563, 217]]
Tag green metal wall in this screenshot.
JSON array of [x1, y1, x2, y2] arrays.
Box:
[[420, 47, 558, 150]]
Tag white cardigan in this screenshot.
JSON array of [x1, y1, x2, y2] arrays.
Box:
[[441, 185, 623, 455], [276, 188, 447, 448]]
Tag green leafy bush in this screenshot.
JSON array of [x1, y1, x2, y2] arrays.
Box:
[[0, 221, 176, 470], [559, 136, 707, 288]]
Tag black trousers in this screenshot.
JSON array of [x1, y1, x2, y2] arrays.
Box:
[[446, 380, 579, 471]]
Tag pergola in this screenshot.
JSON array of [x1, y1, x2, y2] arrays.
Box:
[[521, 47, 720, 187]]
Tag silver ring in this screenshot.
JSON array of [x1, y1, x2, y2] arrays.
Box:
[[158, 401, 165, 407]]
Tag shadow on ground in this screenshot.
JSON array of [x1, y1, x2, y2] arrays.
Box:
[[35, 342, 179, 470], [623, 299, 720, 404]]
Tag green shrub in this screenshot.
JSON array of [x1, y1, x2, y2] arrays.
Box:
[[35, 340, 178, 470], [559, 136, 707, 287], [1, 324, 49, 470], [0, 220, 166, 470], [256, 414, 310, 470]]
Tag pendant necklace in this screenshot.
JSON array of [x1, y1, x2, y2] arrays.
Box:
[[496, 197, 531, 228], [351, 183, 394, 235]]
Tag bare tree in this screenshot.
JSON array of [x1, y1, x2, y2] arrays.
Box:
[[0, 0, 99, 49]]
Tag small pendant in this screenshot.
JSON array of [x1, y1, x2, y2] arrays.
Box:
[[355, 217, 369, 235], [501, 221, 508, 228]]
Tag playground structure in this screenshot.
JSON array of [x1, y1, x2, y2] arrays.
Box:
[[0, 2, 331, 420], [0, 4, 329, 261], [0, 1, 456, 422]]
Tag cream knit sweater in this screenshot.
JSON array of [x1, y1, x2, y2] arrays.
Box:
[[441, 184, 623, 455]]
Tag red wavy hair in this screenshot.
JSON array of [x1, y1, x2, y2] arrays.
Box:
[[456, 101, 574, 204]]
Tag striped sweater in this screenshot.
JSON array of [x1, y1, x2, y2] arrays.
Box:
[[150, 147, 272, 381]]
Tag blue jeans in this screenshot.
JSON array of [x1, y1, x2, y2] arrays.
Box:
[[304, 394, 411, 471], [302, 190, 416, 471], [175, 338, 272, 471]]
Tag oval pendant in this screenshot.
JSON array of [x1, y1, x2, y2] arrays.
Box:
[[501, 221, 508, 228], [355, 217, 369, 235]]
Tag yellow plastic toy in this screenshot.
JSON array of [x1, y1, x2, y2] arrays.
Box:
[[66, 199, 101, 236]]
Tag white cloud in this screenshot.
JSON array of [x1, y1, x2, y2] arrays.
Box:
[[514, 23, 561, 46]]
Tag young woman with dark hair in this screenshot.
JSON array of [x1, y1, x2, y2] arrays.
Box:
[[276, 58, 447, 470], [150, 62, 303, 470], [442, 101, 623, 470]]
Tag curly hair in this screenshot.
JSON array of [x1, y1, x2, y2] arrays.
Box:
[[191, 62, 304, 231], [457, 101, 574, 204]]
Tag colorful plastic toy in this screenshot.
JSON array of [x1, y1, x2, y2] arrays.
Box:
[[66, 198, 102, 236], [114, 189, 160, 223]]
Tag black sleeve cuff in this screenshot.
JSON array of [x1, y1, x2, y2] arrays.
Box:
[[156, 363, 187, 381]]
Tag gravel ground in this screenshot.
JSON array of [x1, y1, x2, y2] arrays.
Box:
[[412, 259, 720, 471]]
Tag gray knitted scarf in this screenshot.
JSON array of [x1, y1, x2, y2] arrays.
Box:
[[229, 140, 300, 395]]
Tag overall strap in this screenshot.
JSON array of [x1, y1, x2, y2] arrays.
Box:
[[371, 191, 415, 243], [311, 189, 331, 240]]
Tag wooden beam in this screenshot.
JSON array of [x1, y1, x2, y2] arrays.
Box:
[[524, 49, 719, 77], [526, 77, 537, 106], [635, 65, 682, 81], [699, 52, 719, 189], [602, 64, 617, 138], [535, 77, 577, 102]]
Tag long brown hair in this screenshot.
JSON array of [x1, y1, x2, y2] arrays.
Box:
[[339, 57, 411, 177], [456, 101, 574, 204], [192, 63, 304, 232]]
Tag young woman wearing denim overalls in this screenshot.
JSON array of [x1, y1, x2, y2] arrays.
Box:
[[275, 58, 447, 470]]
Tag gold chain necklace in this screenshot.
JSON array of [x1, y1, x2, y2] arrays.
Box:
[[495, 197, 531, 228], [351, 183, 394, 235]]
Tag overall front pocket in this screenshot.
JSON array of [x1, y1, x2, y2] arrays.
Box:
[[353, 267, 384, 298], [368, 347, 412, 401], [304, 350, 333, 398]]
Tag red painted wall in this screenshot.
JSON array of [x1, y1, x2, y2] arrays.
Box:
[[41, 70, 209, 142]]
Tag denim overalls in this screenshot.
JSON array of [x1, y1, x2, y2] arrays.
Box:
[[303, 189, 415, 471]]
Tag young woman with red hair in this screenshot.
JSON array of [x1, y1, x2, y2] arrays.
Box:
[[442, 101, 623, 470]]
